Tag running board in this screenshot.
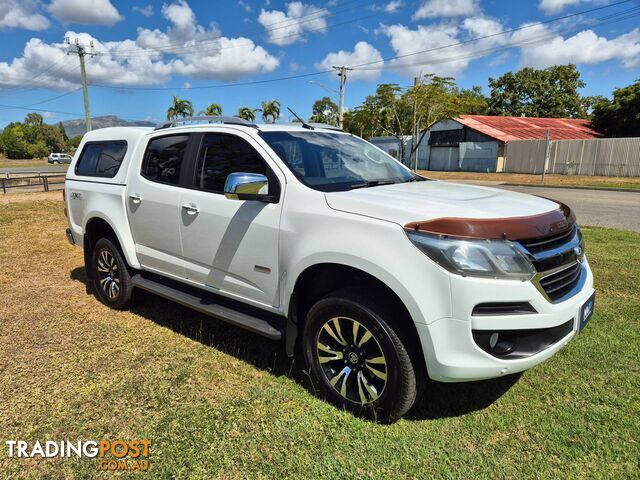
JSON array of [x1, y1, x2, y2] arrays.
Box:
[[131, 274, 283, 341]]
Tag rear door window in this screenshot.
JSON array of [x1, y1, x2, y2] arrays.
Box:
[[141, 135, 190, 186], [75, 141, 127, 177]]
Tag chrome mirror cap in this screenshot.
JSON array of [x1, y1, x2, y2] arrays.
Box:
[[224, 172, 269, 200]]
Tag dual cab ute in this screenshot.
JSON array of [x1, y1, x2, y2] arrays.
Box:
[[64, 116, 595, 422]]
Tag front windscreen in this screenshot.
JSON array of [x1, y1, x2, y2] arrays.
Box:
[[259, 131, 415, 192]]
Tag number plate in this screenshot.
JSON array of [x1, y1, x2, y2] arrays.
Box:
[[578, 292, 595, 332]]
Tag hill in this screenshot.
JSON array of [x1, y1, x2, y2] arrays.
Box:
[[61, 115, 156, 137]]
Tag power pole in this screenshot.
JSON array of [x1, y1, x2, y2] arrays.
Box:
[[541, 128, 550, 183], [332, 66, 352, 129], [66, 36, 96, 132]]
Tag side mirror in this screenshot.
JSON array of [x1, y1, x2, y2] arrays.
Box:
[[224, 172, 274, 202]]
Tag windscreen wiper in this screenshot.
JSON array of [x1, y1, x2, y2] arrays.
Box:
[[349, 179, 397, 189]]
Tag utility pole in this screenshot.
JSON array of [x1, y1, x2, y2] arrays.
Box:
[[332, 66, 352, 129], [541, 128, 550, 184], [66, 36, 96, 132], [410, 76, 419, 170]]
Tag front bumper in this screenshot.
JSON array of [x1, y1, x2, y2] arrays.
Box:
[[418, 256, 594, 382]]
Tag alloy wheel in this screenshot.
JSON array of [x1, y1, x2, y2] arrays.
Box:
[[316, 316, 388, 404], [96, 249, 120, 300]]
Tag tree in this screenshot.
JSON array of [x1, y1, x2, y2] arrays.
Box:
[[25, 112, 44, 126], [405, 75, 485, 168], [261, 100, 281, 123], [581, 95, 607, 119], [488, 65, 587, 118], [591, 80, 640, 137], [57, 122, 69, 141], [309, 96, 339, 125], [199, 103, 223, 116], [0, 124, 31, 159], [236, 107, 256, 121], [458, 86, 489, 115], [65, 135, 83, 152], [166, 96, 194, 120]]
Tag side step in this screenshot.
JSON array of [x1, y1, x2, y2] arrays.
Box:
[[131, 274, 283, 341]]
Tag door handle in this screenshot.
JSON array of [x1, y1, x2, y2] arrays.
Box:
[[129, 193, 142, 204], [182, 203, 199, 215]]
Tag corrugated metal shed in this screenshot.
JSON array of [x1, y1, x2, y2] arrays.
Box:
[[455, 115, 602, 142]]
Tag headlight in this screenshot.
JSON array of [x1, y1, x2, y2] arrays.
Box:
[[406, 231, 535, 280]]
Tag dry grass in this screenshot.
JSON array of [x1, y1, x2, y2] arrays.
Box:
[[0, 155, 49, 169], [0, 194, 638, 478], [419, 171, 640, 190]]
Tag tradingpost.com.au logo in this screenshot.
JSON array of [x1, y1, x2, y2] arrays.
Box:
[[5, 439, 151, 472]]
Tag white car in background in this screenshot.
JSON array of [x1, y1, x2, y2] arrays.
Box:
[[48, 153, 73, 164], [63, 116, 595, 422]]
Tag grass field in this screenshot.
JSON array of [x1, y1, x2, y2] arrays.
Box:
[[0, 193, 638, 478], [0, 156, 50, 169], [419, 171, 640, 191]]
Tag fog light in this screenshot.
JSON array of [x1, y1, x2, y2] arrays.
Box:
[[488, 332, 516, 355]]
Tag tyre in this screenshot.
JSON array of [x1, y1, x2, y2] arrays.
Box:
[[53, 160, 59, 164], [90, 237, 133, 310], [302, 288, 419, 423]]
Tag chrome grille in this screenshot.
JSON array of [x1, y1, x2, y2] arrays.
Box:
[[538, 262, 583, 302], [518, 224, 585, 303], [520, 226, 576, 254]]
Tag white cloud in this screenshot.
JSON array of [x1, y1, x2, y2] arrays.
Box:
[[516, 26, 640, 69], [173, 36, 279, 81], [0, 0, 280, 89], [384, 1, 405, 13], [132, 5, 154, 17], [136, 0, 279, 80], [413, 0, 479, 20], [381, 18, 507, 78], [48, 0, 123, 26], [538, 0, 589, 15], [0, 0, 50, 30], [0, 33, 173, 90], [258, 2, 328, 46], [316, 41, 383, 81], [238, 0, 252, 12]]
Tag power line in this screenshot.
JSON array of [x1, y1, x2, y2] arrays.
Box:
[[89, 0, 638, 92], [0, 56, 75, 94], [349, 0, 638, 70], [109, 5, 400, 59], [352, 7, 640, 71], [108, 0, 371, 56]]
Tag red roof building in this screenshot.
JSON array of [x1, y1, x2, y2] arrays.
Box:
[[454, 115, 602, 142]]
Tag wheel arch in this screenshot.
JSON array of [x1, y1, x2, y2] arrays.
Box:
[[83, 214, 139, 273], [286, 261, 426, 376]]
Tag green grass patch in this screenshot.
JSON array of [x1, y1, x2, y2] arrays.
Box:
[[0, 201, 638, 478]]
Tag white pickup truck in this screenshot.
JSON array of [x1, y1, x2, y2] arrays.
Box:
[[64, 116, 595, 422]]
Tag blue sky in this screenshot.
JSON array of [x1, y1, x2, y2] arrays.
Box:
[[0, 0, 638, 126]]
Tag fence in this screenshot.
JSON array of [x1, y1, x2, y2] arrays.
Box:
[[503, 137, 640, 177], [0, 173, 66, 194]]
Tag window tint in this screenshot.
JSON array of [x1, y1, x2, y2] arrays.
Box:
[[75, 141, 127, 177], [196, 134, 267, 193], [142, 135, 189, 185]]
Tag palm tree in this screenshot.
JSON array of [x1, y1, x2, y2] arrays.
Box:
[[199, 103, 223, 116], [261, 100, 281, 123], [166, 96, 194, 120], [236, 107, 256, 121]]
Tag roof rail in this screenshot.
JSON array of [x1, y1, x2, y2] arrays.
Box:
[[306, 122, 343, 131], [155, 116, 259, 130]]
